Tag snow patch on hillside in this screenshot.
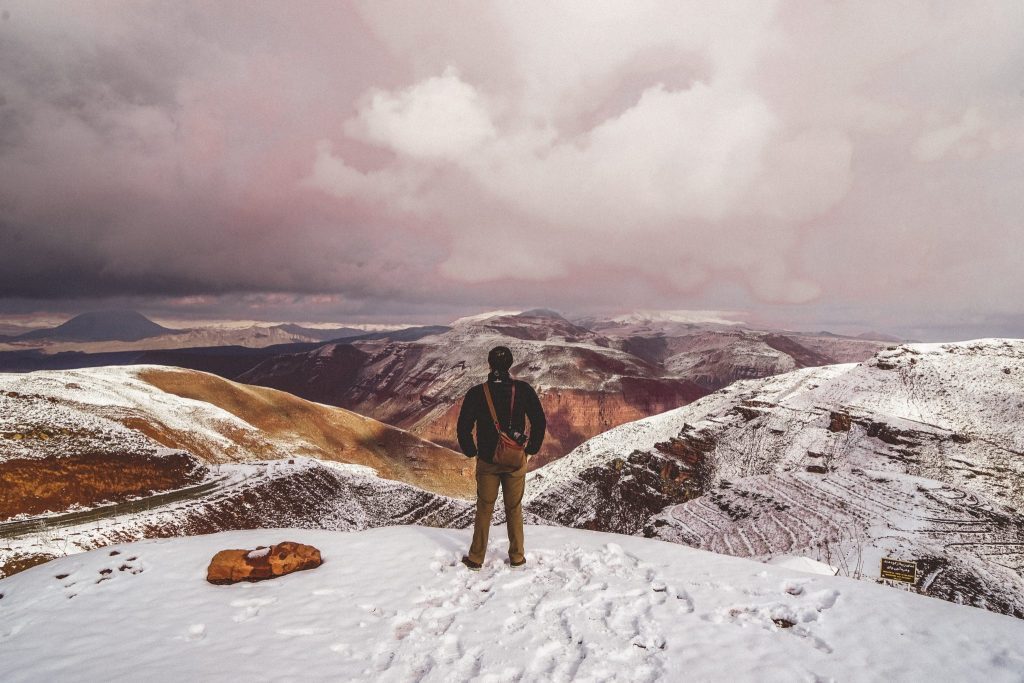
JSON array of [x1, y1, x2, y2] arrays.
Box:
[[0, 365, 253, 462]]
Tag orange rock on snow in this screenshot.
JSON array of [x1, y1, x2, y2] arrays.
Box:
[[206, 541, 322, 584]]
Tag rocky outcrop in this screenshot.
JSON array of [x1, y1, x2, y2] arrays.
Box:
[[206, 541, 322, 584], [526, 428, 716, 533], [828, 411, 852, 432]]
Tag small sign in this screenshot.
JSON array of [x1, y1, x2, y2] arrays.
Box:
[[880, 557, 917, 584]]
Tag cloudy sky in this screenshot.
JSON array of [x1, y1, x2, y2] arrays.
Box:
[[0, 1, 1022, 339]]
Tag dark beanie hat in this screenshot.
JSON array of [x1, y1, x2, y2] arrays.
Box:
[[488, 345, 513, 372]]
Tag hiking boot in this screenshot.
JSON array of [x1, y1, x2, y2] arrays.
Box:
[[461, 556, 482, 572], [510, 558, 526, 570]]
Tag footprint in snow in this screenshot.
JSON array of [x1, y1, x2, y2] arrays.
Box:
[[810, 588, 839, 611], [178, 624, 206, 642], [230, 596, 278, 622], [711, 602, 835, 653]]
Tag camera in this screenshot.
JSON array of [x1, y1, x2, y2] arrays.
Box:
[[509, 429, 528, 447]]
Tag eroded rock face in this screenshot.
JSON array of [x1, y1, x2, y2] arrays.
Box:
[[828, 411, 852, 432], [526, 429, 715, 534], [206, 541, 322, 584]]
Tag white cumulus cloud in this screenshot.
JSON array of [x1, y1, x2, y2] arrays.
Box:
[[347, 67, 496, 161]]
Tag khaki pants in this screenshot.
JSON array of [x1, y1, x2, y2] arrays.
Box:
[[468, 457, 527, 565]]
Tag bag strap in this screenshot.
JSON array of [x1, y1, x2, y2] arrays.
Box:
[[482, 381, 516, 432]]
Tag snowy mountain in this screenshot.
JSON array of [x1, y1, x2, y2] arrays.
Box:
[[523, 339, 1024, 616], [238, 311, 881, 467], [0, 366, 469, 498], [2, 525, 1023, 681], [0, 364, 472, 502], [0, 310, 884, 476], [583, 318, 887, 390], [238, 311, 710, 466]]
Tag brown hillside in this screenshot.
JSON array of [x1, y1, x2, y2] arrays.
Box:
[[137, 368, 474, 499], [0, 451, 207, 521]]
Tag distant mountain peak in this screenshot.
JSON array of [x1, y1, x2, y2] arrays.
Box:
[[15, 310, 179, 342]]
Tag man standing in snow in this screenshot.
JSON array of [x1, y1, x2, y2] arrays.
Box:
[[457, 345, 546, 570]]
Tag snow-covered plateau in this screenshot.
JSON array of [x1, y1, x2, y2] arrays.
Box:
[[2, 525, 1023, 682]]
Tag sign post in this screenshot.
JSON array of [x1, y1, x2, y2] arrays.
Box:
[[880, 557, 917, 584]]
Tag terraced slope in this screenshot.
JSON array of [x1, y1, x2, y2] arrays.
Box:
[[649, 470, 1024, 616], [524, 339, 1024, 616]]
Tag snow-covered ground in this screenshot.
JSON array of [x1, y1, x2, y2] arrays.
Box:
[[2, 526, 1022, 682]]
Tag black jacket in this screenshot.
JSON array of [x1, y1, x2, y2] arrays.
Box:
[[457, 371, 546, 462]]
